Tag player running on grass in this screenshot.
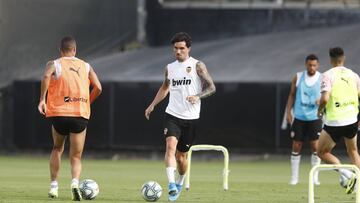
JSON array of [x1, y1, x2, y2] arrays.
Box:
[[145, 32, 216, 201], [38, 36, 102, 201], [317, 47, 360, 194]]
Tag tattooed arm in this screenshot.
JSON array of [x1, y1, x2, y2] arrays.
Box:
[[145, 67, 170, 120], [38, 61, 56, 115], [187, 61, 216, 104]]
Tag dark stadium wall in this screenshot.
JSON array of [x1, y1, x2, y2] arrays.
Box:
[[146, 0, 360, 46], [10, 81, 293, 153], [0, 86, 14, 150], [0, 0, 137, 88]]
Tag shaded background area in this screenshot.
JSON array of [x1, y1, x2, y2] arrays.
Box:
[[0, 0, 137, 88], [147, 0, 360, 46], [0, 0, 359, 153], [11, 81, 290, 153]]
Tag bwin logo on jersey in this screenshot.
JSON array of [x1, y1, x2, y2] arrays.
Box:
[[172, 77, 191, 86]]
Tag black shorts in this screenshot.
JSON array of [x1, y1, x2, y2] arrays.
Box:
[[163, 113, 199, 152], [290, 118, 322, 142], [323, 122, 358, 143], [49, 116, 88, 136]]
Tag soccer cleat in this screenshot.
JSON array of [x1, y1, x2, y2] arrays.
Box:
[[346, 174, 357, 194], [313, 176, 320, 186], [169, 183, 183, 201], [169, 191, 181, 201], [48, 187, 58, 198], [313, 171, 320, 186], [313, 180, 321, 186], [176, 184, 182, 193], [289, 178, 298, 185], [168, 183, 179, 202], [71, 183, 82, 201]]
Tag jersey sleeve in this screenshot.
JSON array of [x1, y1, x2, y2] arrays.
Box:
[[295, 72, 302, 87], [53, 59, 61, 79], [321, 71, 332, 93], [85, 63, 90, 76], [354, 72, 360, 92]]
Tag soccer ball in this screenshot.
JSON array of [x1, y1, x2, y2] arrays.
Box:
[[339, 174, 349, 188], [79, 179, 99, 200], [141, 181, 162, 202]]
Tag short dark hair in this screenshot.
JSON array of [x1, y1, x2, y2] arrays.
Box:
[[60, 36, 76, 52], [329, 47, 344, 59], [305, 54, 319, 62], [171, 32, 192, 48]]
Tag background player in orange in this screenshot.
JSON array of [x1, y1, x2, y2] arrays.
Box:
[[37, 36, 102, 201]]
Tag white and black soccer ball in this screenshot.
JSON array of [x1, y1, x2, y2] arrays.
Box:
[[141, 181, 162, 202], [339, 174, 349, 188], [79, 179, 99, 200]]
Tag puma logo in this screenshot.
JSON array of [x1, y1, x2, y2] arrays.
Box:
[[341, 77, 349, 84], [69, 67, 80, 76]]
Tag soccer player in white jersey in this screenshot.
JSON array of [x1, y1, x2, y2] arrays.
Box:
[[145, 32, 216, 201], [286, 54, 322, 185]]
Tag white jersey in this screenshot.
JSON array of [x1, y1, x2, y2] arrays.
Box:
[[165, 57, 203, 120], [296, 71, 321, 87]]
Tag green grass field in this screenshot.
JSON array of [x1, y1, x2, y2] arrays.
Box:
[[0, 155, 356, 203]]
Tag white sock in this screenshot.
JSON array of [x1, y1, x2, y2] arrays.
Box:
[[166, 167, 176, 183], [176, 175, 186, 186], [71, 178, 79, 186], [311, 153, 321, 183], [339, 169, 354, 179], [50, 181, 58, 188], [291, 152, 301, 181], [311, 153, 321, 166]]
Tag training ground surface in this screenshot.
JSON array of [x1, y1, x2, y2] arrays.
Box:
[[0, 155, 356, 203]]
